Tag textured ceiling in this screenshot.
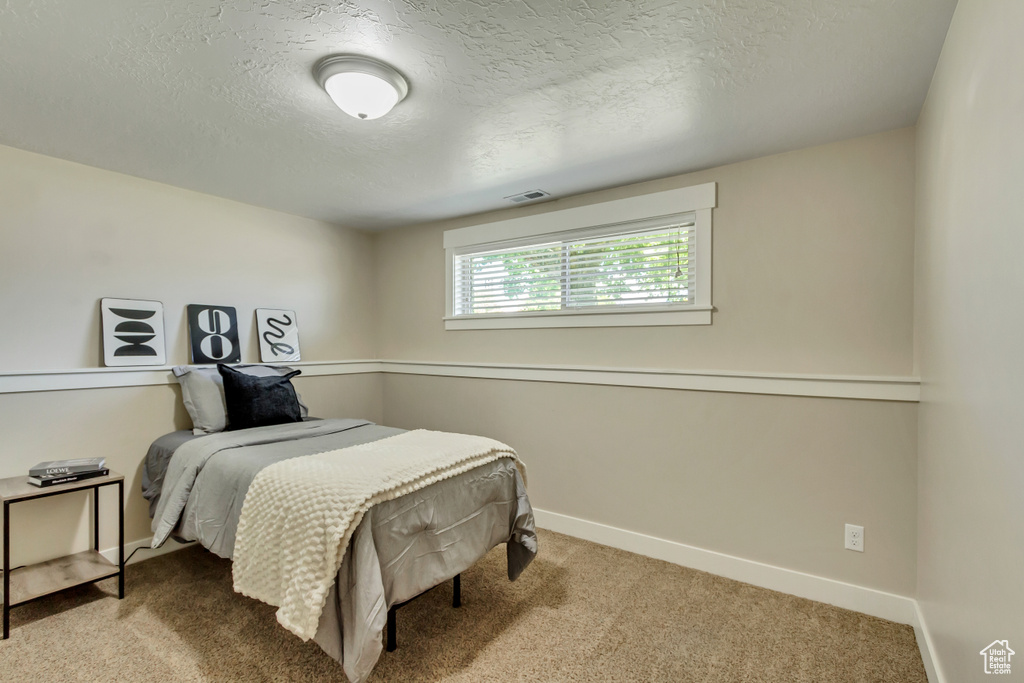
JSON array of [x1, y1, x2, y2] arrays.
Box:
[[0, 0, 956, 230]]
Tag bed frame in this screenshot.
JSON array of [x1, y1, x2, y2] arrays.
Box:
[[386, 573, 461, 652]]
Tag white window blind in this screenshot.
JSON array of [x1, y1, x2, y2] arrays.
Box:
[[453, 214, 695, 317], [444, 182, 715, 329]]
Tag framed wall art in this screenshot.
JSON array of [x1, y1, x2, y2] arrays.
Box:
[[187, 304, 241, 364], [256, 309, 301, 363], [100, 298, 167, 367]]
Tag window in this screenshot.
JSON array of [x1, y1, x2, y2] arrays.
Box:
[[454, 216, 695, 314], [444, 182, 715, 329]]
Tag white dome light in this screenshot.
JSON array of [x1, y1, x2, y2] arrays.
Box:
[[315, 55, 409, 121]]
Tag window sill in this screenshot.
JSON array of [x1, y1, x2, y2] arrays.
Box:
[[444, 307, 712, 330]]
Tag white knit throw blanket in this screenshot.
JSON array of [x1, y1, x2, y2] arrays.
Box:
[[231, 429, 522, 640]]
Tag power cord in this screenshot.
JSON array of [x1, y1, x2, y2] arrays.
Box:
[[124, 539, 196, 565]]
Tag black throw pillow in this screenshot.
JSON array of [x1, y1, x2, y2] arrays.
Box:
[[218, 364, 303, 430]]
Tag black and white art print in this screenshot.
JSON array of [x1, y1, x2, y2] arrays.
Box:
[[187, 304, 242, 364], [256, 309, 301, 363], [100, 298, 166, 367]]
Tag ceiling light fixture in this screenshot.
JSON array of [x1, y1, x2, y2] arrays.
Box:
[[314, 55, 409, 121]]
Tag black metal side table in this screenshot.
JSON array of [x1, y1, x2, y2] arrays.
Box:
[[1, 471, 124, 639]]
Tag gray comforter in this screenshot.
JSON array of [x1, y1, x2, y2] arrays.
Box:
[[145, 419, 537, 683]]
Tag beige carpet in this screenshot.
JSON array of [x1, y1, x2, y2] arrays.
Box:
[[0, 529, 926, 682]]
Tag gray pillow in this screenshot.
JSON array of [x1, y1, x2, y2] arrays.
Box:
[[172, 364, 310, 435]]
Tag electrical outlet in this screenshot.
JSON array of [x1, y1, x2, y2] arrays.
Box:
[[845, 524, 864, 552]]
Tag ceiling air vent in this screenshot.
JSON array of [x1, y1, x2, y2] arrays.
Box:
[[505, 189, 550, 204]]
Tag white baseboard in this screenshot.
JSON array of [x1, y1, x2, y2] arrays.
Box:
[[533, 508, 916, 623], [99, 535, 194, 566], [534, 508, 943, 682], [912, 602, 945, 683]]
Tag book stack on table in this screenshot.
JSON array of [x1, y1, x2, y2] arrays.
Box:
[[27, 458, 108, 487]]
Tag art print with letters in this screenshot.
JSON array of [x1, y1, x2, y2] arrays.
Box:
[[187, 304, 242, 364]]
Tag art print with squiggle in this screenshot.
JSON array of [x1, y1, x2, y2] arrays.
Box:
[[256, 309, 301, 362]]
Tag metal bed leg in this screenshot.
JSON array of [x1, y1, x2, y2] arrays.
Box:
[[386, 605, 397, 652], [385, 572, 463, 653]]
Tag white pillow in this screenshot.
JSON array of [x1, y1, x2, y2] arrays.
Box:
[[172, 364, 310, 435]]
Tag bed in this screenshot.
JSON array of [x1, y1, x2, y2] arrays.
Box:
[[143, 406, 536, 683]]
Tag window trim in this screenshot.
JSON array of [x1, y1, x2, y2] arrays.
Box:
[[443, 182, 716, 330]]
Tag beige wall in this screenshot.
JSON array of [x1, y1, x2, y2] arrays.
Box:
[[0, 144, 381, 561], [375, 127, 917, 377], [915, 2, 1024, 680], [375, 130, 920, 596], [0, 143, 377, 370], [384, 375, 918, 595]]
